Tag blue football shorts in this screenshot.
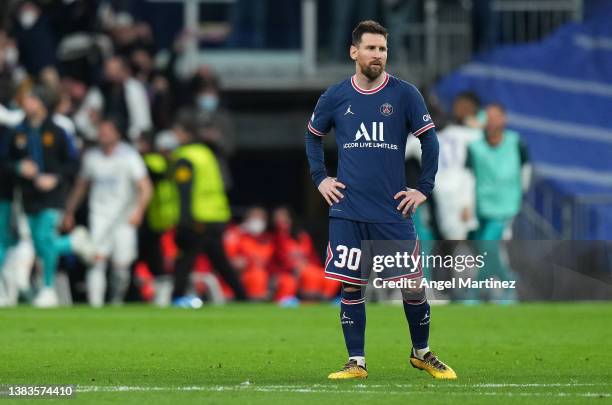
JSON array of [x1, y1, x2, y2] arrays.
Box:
[[324, 217, 422, 286]]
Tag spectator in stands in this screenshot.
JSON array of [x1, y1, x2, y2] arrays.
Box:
[[129, 46, 174, 130], [224, 206, 274, 301], [271, 206, 339, 303], [74, 55, 152, 142], [0, 31, 20, 107], [99, 2, 154, 56], [465, 103, 531, 302], [48, 0, 101, 41], [52, 84, 80, 146], [129, 46, 155, 87], [4, 85, 89, 307], [63, 119, 152, 307], [170, 109, 246, 305], [11, 1, 57, 78], [149, 71, 174, 130]]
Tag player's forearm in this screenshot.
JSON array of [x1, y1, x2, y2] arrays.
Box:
[[65, 177, 89, 215], [304, 131, 328, 187], [415, 130, 439, 197], [135, 177, 153, 214]]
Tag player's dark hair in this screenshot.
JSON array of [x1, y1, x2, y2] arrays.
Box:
[[98, 117, 122, 133], [100, 113, 132, 140], [455, 91, 481, 108], [351, 20, 388, 46]]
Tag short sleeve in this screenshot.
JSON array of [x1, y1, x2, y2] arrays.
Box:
[[129, 152, 148, 181], [307, 89, 335, 136], [79, 151, 94, 179], [404, 84, 435, 137]]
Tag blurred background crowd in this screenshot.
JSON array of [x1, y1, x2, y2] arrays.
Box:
[[0, 0, 610, 308]]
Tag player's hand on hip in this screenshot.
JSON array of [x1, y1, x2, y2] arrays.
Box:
[[394, 188, 426, 217], [318, 177, 346, 206]]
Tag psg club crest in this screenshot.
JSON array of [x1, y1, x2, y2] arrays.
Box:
[[380, 103, 393, 116]]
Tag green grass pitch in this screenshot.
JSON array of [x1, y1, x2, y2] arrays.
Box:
[[1, 303, 612, 404]]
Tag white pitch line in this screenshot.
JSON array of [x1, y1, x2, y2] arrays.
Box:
[[356, 383, 606, 388], [470, 383, 605, 388], [75, 384, 612, 398]]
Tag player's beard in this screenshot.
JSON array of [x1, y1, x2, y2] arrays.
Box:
[[359, 60, 385, 81]]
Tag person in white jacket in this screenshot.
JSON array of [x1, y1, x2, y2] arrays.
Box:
[[74, 55, 151, 142]]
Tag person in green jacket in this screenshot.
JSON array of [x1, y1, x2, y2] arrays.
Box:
[[170, 110, 246, 304], [465, 103, 530, 303]]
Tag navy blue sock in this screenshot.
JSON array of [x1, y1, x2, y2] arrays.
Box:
[[403, 299, 430, 350], [340, 288, 366, 357]]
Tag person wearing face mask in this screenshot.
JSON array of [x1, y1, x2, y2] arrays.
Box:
[[224, 207, 274, 301], [192, 75, 235, 191], [11, 1, 56, 77], [0, 32, 19, 101], [197, 92, 218, 113], [170, 109, 246, 305]]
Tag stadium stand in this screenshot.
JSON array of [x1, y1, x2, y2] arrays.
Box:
[[435, 3, 612, 239]]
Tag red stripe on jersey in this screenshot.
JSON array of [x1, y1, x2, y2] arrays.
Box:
[[413, 122, 435, 137], [307, 121, 326, 136], [324, 242, 333, 271], [351, 72, 389, 95], [324, 271, 369, 285], [341, 298, 366, 305]]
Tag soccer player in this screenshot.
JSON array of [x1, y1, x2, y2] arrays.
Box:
[[305, 21, 456, 379], [433, 92, 481, 240], [63, 119, 152, 307]]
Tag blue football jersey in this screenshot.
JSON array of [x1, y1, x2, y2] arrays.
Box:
[[308, 73, 435, 223]]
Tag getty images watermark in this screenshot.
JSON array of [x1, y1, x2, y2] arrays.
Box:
[[360, 240, 518, 293]]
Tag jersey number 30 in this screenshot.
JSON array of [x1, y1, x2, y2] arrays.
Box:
[[334, 245, 361, 271]]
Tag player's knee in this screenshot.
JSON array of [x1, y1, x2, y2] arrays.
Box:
[[341, 283, 361, 293], [341, 283, 365, 304], [340, 283, 365, 305], [401, 285, 426, 303]]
